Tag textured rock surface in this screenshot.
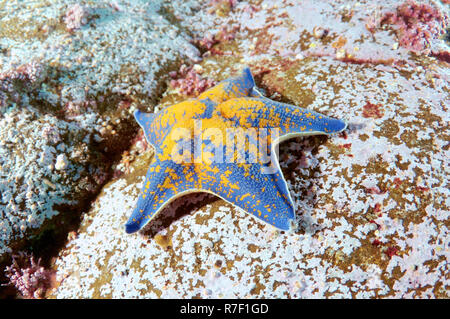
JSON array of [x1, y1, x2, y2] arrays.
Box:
[[0, 108, 107, 259], [0, 0, 205, 262], [50, 57, 449, 298], [49, 0, 449, 298], [1, 0, 448, 298], [0, 0, 202, 111]]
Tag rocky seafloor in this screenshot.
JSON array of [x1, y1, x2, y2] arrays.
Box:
[[0, 0, 448, 298]]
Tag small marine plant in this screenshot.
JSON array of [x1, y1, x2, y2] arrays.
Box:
[[3, 251, 54, 299]]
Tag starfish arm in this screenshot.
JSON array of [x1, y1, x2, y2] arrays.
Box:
[[136, 99, 214, 148], [134, 109, 158, 147], [203, 162, 295, 230], [124, 159, 190, 233], [198, 66, 255, 103], [219, 97, 347, 136]]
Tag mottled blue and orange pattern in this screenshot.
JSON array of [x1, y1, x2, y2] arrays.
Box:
[[125, 67, 347, 233]]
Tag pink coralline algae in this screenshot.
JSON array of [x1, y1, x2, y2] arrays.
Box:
[[92, 167, 109, 187], [64, 4, 91, 32], [41, 126, 62, 145], [362, 101, 384, 119], [385, 246, 399, 258], [364, 186, 386, 195], [380, 1, 444, 53], [371, 240, 399, 259], [197, 32, 218, 50], [209, 0, 239, 12], [0, 61, 46, 107], [216, 24, 239, 42], [196, 25, 239, 51], [4, 252, 55, 299], [431, 50, 450, 63], [169, 64, 216, 96]]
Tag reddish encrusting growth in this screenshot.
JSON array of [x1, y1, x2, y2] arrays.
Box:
[[118, 100, 132, 110], [4, 252, 55, 299], [242, 3, 260, 15], [362, 101, 384, 119], [371, 240, 399, 259], [372, 239, 383, 247], [365, 186, 386, 195], [196, 32, 218, 50], [0, 61, 46, 107], [195, 25, 239, 53], [385, 246, 399, 258], [380, 1, 443, 53], [200, 0, 239, 51], [393, 177, 404, 188], [217, 25, 239, 43], [373, 203, 382, 215], [208, 0, 238, 12], [431, 51, 450, 63], [370, 220, 381, 230], [130, 129, 150, 153], [91, 167, 109, 187], [169, 64, 217, 96], [416, 186, 430, 193], [64, 3, 91, 32]]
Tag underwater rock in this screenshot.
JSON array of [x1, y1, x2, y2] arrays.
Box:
[[2, 0, 447, 298]]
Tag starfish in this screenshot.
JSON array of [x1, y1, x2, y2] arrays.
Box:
[[125, 67, 347, 233]]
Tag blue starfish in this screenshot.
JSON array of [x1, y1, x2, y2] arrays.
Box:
[[125, 67, 347, 233]]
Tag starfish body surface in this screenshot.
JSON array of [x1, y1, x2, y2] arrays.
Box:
[[125, 67, 347, 233]]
